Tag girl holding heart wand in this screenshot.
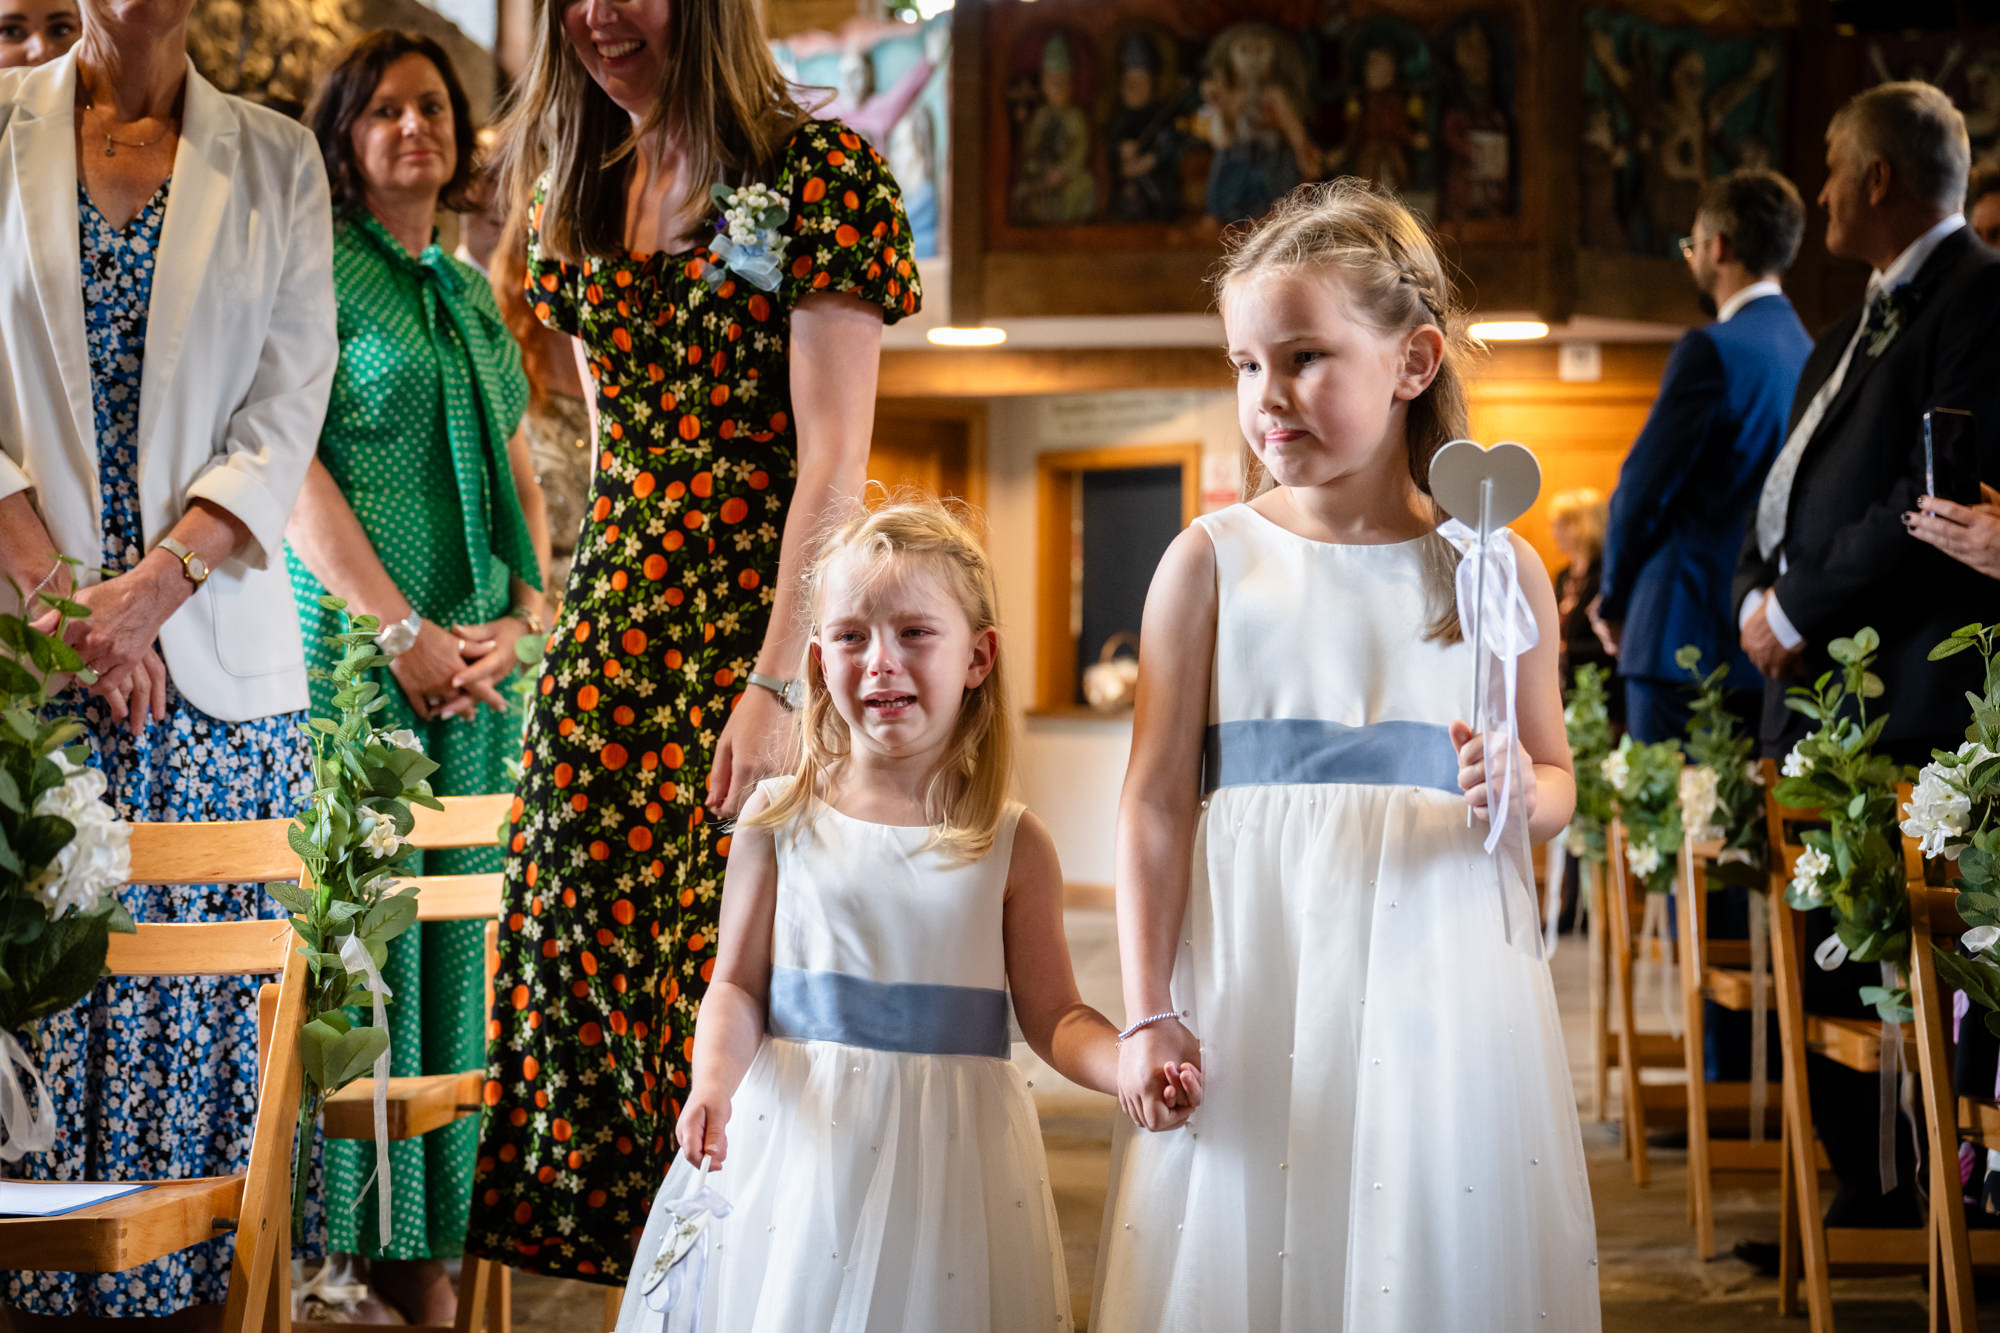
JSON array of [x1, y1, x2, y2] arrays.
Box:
[[1092, 178, 1601, 1331]]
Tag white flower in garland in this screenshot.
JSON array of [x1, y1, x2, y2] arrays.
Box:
[[1902, 759, 1973, 859], [1963, 925, 2000, 956], [1625, 839, 1662, 881], [27, 753, 130, 920], [1790, 844, 1831, 904], [1599, 746, 1629, 792], [361, 815, 403, 860], [1679, 765, 1723, 842], [1745, 759, 1766, 786], [1781, 744, 1813, 779], [376, 728, 423, 754], [1565, 826, 1589, 858]]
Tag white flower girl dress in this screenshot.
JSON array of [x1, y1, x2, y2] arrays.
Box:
[[614, 778, 1072, 1333], [1091, 505, 1600, 1331]]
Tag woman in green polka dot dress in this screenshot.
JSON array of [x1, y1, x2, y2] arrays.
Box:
[[464, 0, 918, 1285], [285, 32, 551, 1321]]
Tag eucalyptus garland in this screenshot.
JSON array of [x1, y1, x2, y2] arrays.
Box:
[[276, 596, 440, 1226], [1563, 662, 1615, 863], [1773, 628, 1910, 1020], [1916, 623, 2000, 1034], [1674, 645, 1768, 890]]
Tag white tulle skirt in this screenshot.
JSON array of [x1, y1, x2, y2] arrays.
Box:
[[1091, 782, 1601, 1333], [614, 1037, 1072, 1333]]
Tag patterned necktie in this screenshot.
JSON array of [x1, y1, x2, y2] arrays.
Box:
[[1753, 285, 1889, 559]]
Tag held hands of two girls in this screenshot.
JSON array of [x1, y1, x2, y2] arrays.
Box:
[[1116, 1019, 1205, 1132]]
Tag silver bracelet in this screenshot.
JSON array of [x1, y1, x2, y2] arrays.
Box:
[[1116, 1010, 1188, 1043]]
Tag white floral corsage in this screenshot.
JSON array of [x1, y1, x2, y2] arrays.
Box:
[[705, 182, 789, 291]]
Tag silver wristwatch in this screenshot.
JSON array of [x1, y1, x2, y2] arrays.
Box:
[[746, 671, 804, 710], [375, 609, 423, 657]]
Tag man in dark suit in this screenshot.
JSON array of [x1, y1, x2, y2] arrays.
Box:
[[1594, 169, 1813, 743], [1736, 81, 2000, 764], [1735, 80, 2000, 1229]]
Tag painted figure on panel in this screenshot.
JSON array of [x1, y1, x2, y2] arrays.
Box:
[[1585, 16, 1780, 255], [1105, 29, 1189, 223], [890, 104, 940, 258], [1580, 97, 1630, 250], [1013, 32, 1098, 224], [1340, 36, 1428, 198], [1437, 16, 1512, 221], [1195, 21, 1321, 224]]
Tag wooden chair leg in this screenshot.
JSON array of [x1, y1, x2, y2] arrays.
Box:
[[1589, 859, 1611, 1122], [1930, 1214, 1946, 1333], [1909, 930, 1976, 1332], [1770, 893, 1834, 1332], [455, 1257, 494, 1333], [1677, 863, 1715, 1256], [602, 1282, 622, 1332], [1779, 1108, 1800, 1317], [1608, 823, 1651, 1185]]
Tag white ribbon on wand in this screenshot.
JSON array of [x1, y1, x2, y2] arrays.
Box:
[[1468, 475, 1493, 830], [336, 932, 395, 1242], [0, 1027, 57, 1163]]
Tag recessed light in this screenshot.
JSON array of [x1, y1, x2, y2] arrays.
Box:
[[1469, 321, 1550, 342], [927, 326, 1008, 347]]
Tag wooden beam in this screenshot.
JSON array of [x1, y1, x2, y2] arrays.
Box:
[[879, 346, 1230, 398]]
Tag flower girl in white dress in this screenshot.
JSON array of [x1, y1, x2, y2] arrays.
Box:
[[614, 500, 1195, 1333], [1092, 180, 1601, 1331]]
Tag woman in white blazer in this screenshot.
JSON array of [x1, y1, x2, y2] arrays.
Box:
[[0, 0, 336, 1322]]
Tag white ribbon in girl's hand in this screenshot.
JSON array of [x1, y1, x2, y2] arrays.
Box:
[[0, 1028, 57, 1163], [636, 1155, 732, 1333], [336, 931, 396, 1241], [1439, 519, 1539, 855]]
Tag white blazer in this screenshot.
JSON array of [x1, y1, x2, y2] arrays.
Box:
[[0, 53, 335, 722]]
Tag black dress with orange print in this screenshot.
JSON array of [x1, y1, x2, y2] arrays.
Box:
[[465, 118, 919, 1282]]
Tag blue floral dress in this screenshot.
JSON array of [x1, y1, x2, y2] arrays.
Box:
[[0, 183, 317, 1319]]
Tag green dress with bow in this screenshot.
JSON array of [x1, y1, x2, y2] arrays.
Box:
[[286, 212, 539, 1260]]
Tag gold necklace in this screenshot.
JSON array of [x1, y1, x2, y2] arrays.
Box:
[[81, 93, 172, 158]]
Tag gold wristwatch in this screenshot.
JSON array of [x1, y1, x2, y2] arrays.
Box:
[[158, 537, 209, 587]]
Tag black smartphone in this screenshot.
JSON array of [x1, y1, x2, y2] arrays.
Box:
[[1924, 407, 1979, 505]]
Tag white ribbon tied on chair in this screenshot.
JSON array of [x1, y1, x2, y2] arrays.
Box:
[[0, 1028, 57, 1163], [638, 1156, 732, 1333], [336, 932, 396, 1241], [1440, 519, 1541, 945]]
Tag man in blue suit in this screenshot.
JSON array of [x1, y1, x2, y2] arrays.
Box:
[[1592, 170, 1813, 742]]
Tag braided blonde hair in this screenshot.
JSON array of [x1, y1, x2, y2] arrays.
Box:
[[1212, 177, 1476, 641], [747, 497, 1014, 863]]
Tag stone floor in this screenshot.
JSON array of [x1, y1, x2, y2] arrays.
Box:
[[504, 905, 1978, 1332]]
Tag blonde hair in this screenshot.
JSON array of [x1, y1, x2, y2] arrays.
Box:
[[1548, 487, 1607, 564], [748, 497, 1015, 864], [1211, 177, 1475, 641], [495, 0, 811, 262]]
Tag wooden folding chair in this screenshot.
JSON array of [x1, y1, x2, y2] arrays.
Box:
[[1675, 833, 1796, 1259], [302, 793, 516, 1333], [1759, 762, 2000, 1329], [0, 818, 308, 1333], [1606, 816, 1685, 1186]]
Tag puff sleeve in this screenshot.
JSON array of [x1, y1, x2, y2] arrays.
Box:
[[774, 119, 922, 324]]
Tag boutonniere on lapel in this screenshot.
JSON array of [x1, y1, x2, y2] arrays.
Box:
[[704, 182, 789, 292], [1861, 281, 1916, 358]]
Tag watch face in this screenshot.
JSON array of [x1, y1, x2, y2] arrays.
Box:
[[782, 679, 807, 711], [187, 555, 208, 580]]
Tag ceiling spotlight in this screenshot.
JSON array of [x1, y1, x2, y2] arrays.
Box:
[[927, 326, 1008, 347], [1469, 321, 1550, 342]]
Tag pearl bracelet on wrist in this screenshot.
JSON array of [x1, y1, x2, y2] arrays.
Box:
[[1117, 1010, 1188, 1043]]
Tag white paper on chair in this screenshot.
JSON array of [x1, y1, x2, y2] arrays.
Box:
[[0, 1180, 151, 1216]]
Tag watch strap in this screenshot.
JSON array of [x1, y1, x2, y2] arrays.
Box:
[[746, 671, 798, 709]]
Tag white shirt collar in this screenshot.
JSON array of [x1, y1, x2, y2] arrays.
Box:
[[1870, 213, 1965, 296], [1716, 280, 1784, 323]]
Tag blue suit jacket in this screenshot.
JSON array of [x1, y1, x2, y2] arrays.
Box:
[[1598, 293, 1812, 690]]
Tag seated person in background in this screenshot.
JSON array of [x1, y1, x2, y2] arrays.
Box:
[[1550, 487, 1613, 694], [1594, 168, 1812, 746]]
